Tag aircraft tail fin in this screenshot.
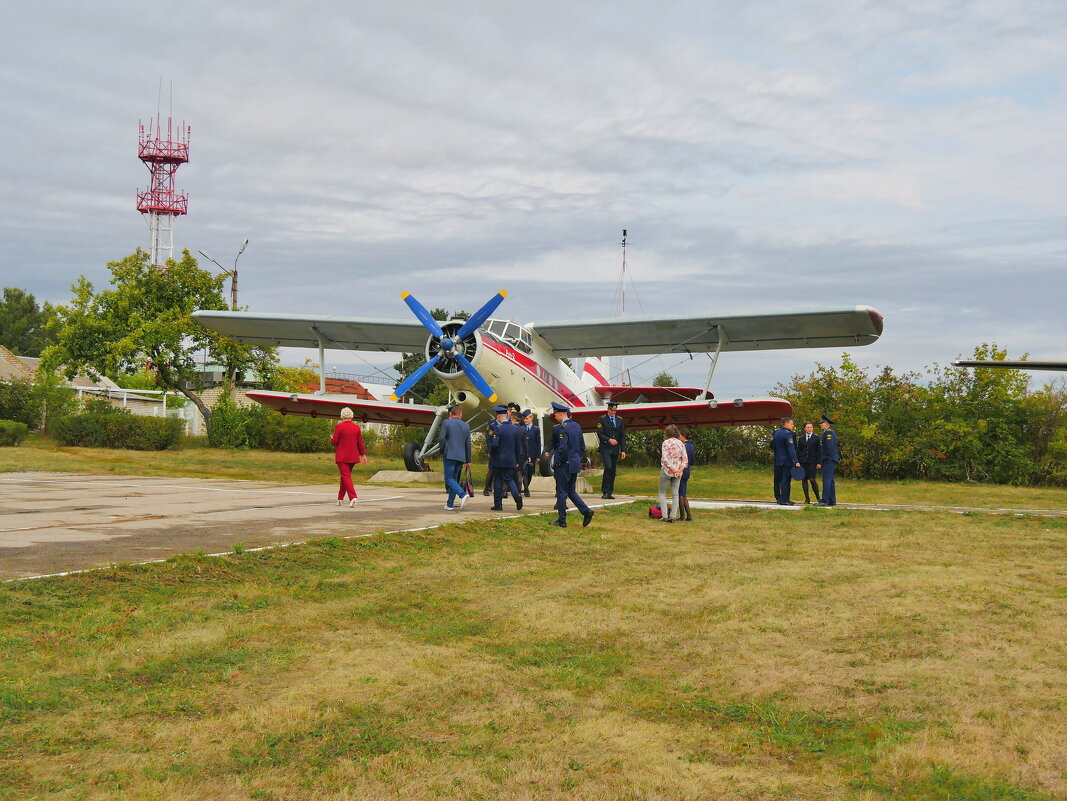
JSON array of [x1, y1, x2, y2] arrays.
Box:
[[582, 356, 610, 388]]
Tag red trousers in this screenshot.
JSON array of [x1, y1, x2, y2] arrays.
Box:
[[337, 462, 357, 501]]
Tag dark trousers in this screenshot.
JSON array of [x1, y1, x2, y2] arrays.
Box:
[[493, 466, 520, 505], [483, 467, 494, 494], [821, 462, 837, 505], [773, 463, 787, 502], [599, 448, 620, 495], [554, 463, 589, 523], [522, 461, 534, 494], [774, 463, 792, 503]]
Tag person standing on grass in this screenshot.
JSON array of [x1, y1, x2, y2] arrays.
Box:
[[659, 424, 688, 522], [331, 407, 366, 508], [796, 420, 821, 504], [677, 426, 696, 522], [816, 414, 839, 507], [439, 404, 473, 511], [596, 400, 626, 499], [772, 417, 801, 506]]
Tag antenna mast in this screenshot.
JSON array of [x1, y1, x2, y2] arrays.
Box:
[[136, 99, 190, 267]]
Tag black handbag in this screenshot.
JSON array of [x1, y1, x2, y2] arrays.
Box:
[[461, 465, 475, 497]]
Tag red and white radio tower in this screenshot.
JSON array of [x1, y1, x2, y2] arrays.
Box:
[[136, 114, 190, 267]]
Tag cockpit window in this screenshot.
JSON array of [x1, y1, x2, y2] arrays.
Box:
[[481, 318, 532, 353]]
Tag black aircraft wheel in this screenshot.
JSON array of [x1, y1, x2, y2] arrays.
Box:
[[538, 452, 554, 477], [403, 441, 428, 473]]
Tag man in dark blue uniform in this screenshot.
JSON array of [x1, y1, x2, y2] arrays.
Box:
[[596, 400, 626, 499], [816, 414, 839, 507], [795, 420, 821, 504], [771, 417, 801, 505], [547, 402, 594, 528], [520, 409, 540, 497], [489, 404, 524, 511], [482, 405, 508, 495]]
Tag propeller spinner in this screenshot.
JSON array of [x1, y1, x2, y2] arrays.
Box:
[[391, 290, 507, 403]]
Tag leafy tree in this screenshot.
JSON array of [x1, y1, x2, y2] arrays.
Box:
[[0, 287, 57, 356], [41, 249, 277, 423], [652, 371, 679, 387]]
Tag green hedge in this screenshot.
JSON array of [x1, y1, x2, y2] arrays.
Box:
[[207, 395, 333, 453], [0, 420, 29, 446], [52, 413, 183, 450]]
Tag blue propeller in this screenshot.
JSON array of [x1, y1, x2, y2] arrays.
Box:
[[391, 290, 506, 403]]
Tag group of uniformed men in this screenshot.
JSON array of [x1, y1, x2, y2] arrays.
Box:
[[770, 414, 840, 506]]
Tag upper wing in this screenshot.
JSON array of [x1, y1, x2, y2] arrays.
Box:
[[528, 306, 883, 357], [245, 390, 440, 426], [568, 397, 791, 432], [955, 360, 1067, 372], [192, 311, 427, 352]]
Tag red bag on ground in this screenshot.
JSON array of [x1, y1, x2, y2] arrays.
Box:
[[461, 465, 475, 497]]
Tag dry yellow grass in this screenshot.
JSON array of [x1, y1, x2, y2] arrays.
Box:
[[1, 506, 1065, 800]]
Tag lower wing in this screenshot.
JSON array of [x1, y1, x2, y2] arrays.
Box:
[[246, 391, 439, 426], [568, 398, 791, 432]]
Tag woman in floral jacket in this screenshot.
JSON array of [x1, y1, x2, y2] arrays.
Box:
[[659, 424, 688, 522]]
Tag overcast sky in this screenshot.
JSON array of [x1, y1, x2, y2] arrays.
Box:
[[3, 1, 1066, 395]]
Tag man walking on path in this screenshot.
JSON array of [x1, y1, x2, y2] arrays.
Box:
[[439, 404, 473, 511], [547, 402, 594, 528]]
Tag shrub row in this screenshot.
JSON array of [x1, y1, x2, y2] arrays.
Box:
[[52, 413, 183, 450], [207, 396, 334, 453], [0, 420, 29, 446]]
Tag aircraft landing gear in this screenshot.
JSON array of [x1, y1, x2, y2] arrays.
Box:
[[403, 441, 430, 472]]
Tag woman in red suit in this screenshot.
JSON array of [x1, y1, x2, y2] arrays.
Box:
[[331, 407, 367, 507]]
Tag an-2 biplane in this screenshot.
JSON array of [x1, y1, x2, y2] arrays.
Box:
[[194, 291, 883, 473]]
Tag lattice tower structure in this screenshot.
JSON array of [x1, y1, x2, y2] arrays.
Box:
[[136, 115, 190, 267]]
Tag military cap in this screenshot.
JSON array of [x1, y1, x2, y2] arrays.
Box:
[[820, 413, 836, 425], [492, 405, 509, 414], [520, 409, 531, 418], [507, 401, 521, 411], [550, 401, 570, 413], [606, 400, 619, 408]]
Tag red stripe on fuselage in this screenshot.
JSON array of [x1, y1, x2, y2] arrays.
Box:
[[481, 339, 586, 407]]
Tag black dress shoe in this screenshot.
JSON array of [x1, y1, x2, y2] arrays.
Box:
[[482, 490, 492, 496], [515, 495, 523, 510], [490, 505, 503, 511], [523, 491, 531, 498], [777, 501, 796, 506], [604, 494, 615, 500], [549, 520, 567, 528], [582, 509, 594, 527]]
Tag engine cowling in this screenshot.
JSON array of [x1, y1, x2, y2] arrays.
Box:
[[426, 319, 483, 380]]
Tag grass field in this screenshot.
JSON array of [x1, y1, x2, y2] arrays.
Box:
[[6, 435, 1067, 510], [2, 499, 1065, 799]]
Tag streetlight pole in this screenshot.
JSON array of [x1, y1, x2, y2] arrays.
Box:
[[198, 239, 249, 311]]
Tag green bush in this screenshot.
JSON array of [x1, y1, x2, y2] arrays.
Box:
[[207, 394, 332, 453], [52, 413, 183, 450], [0, 377, 78, 431], [0, 420, 29, 446]]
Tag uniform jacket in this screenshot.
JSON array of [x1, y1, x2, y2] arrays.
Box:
[[681, 440, 696, 480], [438, 416, 472, 463], [522, 424, 541, 463], [796, 431, 820, 465], [820, 427, 840, 463], [596, 413, 626, 452], [489, 421, 525, 469], [484, 418, 500, 454], [552, 418, 586, 471], [771, 427, 799, 466], [331, 420, 366, 464]]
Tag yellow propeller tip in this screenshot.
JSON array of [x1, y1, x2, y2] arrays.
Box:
[[390, 394, 399, 402], [499, 290, 507, 298], [400, 291, 410, 299], [488, 394, 498, 403]]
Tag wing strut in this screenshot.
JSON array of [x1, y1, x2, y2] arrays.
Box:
[[699, 326, 728, 400], [311, 326, 326, 394]]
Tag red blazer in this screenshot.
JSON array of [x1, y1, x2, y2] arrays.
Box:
[[331, 420, 366, 464]]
